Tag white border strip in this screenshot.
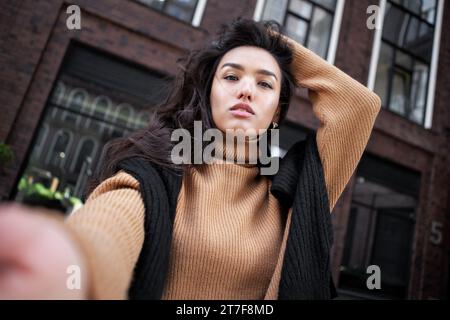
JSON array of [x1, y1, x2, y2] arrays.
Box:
[[424, 0, 444, 129], [367, 0, 387, 91], [327, 0, 345, 64], [192, 0, 208, 27]]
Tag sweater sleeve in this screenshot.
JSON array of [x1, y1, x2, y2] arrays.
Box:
[[287, 38, 381, 212], [64, 170, 145, 299]]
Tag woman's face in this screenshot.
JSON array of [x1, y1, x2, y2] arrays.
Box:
[[210, 46, 282, 133]]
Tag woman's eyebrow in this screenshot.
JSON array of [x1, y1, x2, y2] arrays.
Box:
[[221, 62, 278, 81]]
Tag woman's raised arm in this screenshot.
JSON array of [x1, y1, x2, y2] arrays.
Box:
[[287, 37, 381, 212]]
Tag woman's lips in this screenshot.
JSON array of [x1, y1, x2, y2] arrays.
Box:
[[229, 109, 254, 118], [229, 103, 254, 118]]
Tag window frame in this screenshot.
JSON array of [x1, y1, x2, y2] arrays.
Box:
[[70, 137, 99, 174], [135, 0, 208, 26], [339, 153, 420, 299], [367, 0, 444, 129], [253, 0, 346, 64], [45, 129, 74, 169]]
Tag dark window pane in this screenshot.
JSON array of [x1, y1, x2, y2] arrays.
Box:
[[64, 90, 86, 125], [136, 111, 151, 129], [395, 50, 413, 69], [93, 97, 110, 120], [264, 0, 336, 60], [419, 22, 433, 62], [405, 16, 420, 47], [403, 19, 433, 62], [371, 208, 414, 293], [383, 3, 409, 46], [390, 68, 411, 116], [409, 62, 429, 124], [284, 14, 308, 45], [74, 140, 95, 174], [421, 0, 437, 24], [262, 0, 288, 25], [50, 131, 71, 167], [308, 7, 333, 58], [391, 0, 437, 24], [311, 0, 336, 10], [374, 43, 394, 105], [403, 0, 421, 15], [165, 0, 198, 22], [135, 0, 198, 23], [139, 0, 165, 10], [289, 0, 313, 19], [116, 104, 132, 127], [339, 154, 419, 299]]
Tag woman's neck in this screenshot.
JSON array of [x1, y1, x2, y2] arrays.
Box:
[[208, 135, 261, 166]]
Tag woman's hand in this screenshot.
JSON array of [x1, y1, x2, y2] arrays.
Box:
[[0, 203, 89, 299]]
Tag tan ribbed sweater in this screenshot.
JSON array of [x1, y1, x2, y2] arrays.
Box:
[[65, 39, 381, 299]]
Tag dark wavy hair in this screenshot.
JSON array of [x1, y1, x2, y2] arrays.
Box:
[[86, 18, 296, 197]]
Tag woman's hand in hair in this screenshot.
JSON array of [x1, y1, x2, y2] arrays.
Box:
[[0, 203, 90, 299]]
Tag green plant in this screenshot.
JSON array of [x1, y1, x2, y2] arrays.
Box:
[[0, 142, 14, 167], [18, 177, 83, 208]]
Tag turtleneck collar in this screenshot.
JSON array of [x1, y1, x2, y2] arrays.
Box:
[[206, 135, 262, 167]]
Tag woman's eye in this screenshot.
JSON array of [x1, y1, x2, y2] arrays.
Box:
[[224, 75, 238, 81], [259, 81, 273, 89]]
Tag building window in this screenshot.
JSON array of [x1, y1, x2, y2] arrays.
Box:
[[63, 88, 87, 126], [135, 110, 151, 129], [31, 124, 49, 161], [46, 130, 74, 169], [135, 0, 207, 25], [339, 154, 420, 299], [116, 103, 134, 128], [13, 44, 170, 213], [370, 0, 443, 126], [256, 0, 343, 60], [71, 138, 98, 174]]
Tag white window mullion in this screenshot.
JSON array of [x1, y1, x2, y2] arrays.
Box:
[[326, 0, 345, 64], [192, 0, 208, 27], [253, 0, 266, 21], [424, 0, 444, 129], [367, 0, 387, 91]]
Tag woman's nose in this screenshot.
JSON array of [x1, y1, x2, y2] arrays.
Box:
[[237, 79, 254, 101]]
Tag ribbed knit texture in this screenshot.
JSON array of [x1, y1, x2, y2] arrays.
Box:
[[64, 39, 381, 299], [161, 163, 284, 299]]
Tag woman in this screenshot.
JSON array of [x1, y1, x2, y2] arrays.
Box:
[[0, 18, 381, 300]]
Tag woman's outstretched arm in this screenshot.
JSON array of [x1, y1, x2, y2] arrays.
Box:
[[287, 38, 381, 212], [65, 171, 145, 299]]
